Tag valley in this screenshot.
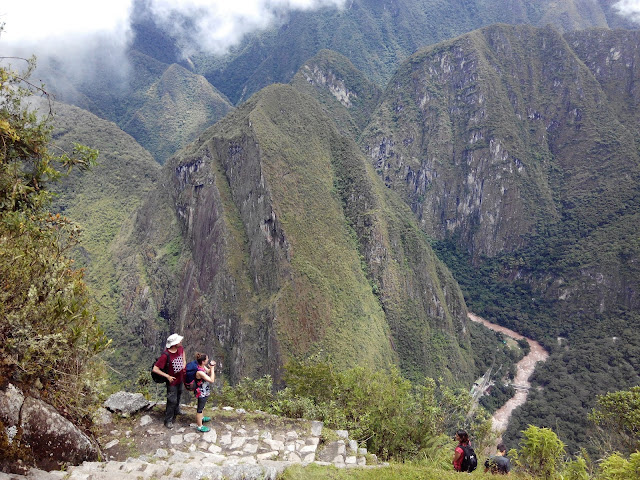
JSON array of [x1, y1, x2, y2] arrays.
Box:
[[3, 0, 640, 475]]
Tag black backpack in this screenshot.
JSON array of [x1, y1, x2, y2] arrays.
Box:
[[460, 444, 478, 472], [151, 351, 170, 383]]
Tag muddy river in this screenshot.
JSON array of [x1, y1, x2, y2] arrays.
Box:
[[467, 312, 549, 433]]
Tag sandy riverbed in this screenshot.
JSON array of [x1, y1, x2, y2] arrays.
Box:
[[468, 312, 549, 433]]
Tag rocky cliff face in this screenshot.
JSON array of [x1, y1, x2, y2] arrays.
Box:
[[127, 84, 474, 384], [361, 25, 639, 283], [357, 23, 640, 450]]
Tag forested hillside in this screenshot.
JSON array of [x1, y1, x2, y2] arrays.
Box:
[[29, 0, 640, 456], [357, 24, 640, 451]]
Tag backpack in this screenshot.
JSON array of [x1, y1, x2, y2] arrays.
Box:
[[460, 444, 478, 472], [184, 360, 199, 391], [151, 351, 170, 384]]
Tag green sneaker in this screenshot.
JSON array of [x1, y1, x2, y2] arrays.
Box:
[[202, 416, 211, 423], [196, 426, 210, 433]]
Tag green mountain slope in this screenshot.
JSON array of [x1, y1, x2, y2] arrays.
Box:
[[120, 84, 474, 385], [194, 0, 631, 104], [37, 49, 233, 164], [358, 23, 640, 451], [123, 63, 233, 164], [46, 100, 161, 373]]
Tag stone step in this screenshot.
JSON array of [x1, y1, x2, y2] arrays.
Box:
[[11, 405, 382, 479]]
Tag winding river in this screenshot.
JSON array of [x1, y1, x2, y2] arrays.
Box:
[[467, 312, 549, 433]]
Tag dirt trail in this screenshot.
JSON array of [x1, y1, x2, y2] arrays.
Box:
[[468, 312, 549, 433]]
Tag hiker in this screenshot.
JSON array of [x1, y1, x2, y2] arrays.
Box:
[[152, 333, 186, 429], [453, 429, 477, 472], [193, 352, 216, 433], [484, 443, 511, 474]]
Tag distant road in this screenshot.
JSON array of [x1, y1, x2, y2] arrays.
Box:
[[467, 312, 549, 433]]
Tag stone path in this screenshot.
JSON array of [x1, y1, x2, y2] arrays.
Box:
[[2, 405, 380, 480]]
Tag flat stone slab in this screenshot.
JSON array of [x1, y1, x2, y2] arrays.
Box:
[[103, 392, 151, 416]]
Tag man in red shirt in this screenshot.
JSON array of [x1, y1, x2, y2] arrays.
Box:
[[152, 333, 186, 429]]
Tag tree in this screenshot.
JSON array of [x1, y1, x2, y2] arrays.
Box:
[[589, 386, 640, 455], [0, 47, 108, 425]]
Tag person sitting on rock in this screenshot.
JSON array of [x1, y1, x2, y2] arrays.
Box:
[[194, 352, 215, 433], [152, 333, 186, 429]]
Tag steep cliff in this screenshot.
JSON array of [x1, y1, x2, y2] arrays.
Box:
[[362, 24, 638, 261], [359, 23, 640, 449], [127, 85, 474, 384]]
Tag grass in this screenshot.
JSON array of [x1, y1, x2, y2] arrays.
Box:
[[280, 461, 533, 480]]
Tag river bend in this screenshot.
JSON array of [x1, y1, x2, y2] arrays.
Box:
[[468, 312, 549, 432]]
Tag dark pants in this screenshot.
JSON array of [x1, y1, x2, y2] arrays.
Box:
[[197, 395, 209, 413], [165, 382, 183, 425]]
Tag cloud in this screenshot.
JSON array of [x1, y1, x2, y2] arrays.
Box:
[[614, 0, 640, 22], [148, 0, 346, 55], [1, 1, 132, 47], [1, 0, 345, 56], [1, 0, 345, 103]]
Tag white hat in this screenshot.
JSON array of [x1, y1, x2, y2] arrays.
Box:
[[165, 333, 183, 349]]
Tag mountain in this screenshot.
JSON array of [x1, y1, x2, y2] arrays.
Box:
[[190, 0, 634, 104], [46, 100, 161, 370], [290, 49, 383, 139], [114, 84, 475, 385], [37, 49, 233, 165], [357, 23, 640, 450], [123, 63, 233, 163]]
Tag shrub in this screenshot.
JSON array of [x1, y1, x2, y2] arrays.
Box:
[[0, 53, 108, 429], [515, 425, 566, 479], [598, 452, 640, 480]]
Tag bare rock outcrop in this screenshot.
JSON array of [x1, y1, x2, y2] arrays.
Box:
[[0, 384, 98, 472]]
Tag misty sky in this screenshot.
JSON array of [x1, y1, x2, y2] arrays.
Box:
[[1, 0, 346, 55], [2, 0, 639, 68], [615, 0, 640, 21]]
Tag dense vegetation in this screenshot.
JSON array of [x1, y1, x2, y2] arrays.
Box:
[[11, 1, 640, 466], [433, 236, 640, 454], [198, 368, 640, 479], [202, 359, 494, 460], [0, 55, 109, 462]]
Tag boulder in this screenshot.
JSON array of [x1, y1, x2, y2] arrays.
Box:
[[0, 383, 24, 429], [20, 397, 98, 470], [103, 391, 151, 416]]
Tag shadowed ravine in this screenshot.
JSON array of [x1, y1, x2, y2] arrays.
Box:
[[467, 313, 549, 433]]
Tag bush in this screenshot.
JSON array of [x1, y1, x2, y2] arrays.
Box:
[[598, 452, 640, 480], [213, 358, 493, 460], [514, 425, 566, 479], [0, 54, 109, 420]]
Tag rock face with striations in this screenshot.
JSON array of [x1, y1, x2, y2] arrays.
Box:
[[127, 84, 474, 384], [361, 24, 640, 310]]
